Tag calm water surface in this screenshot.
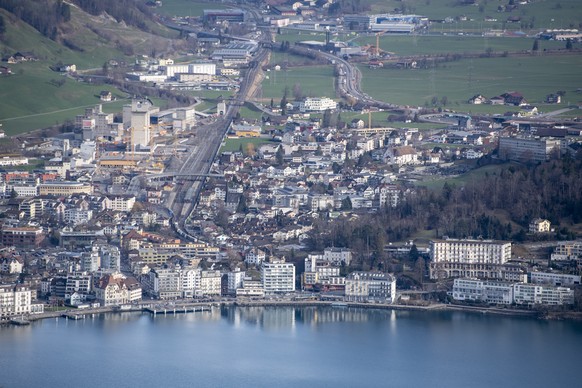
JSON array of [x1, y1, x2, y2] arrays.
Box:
[[0, 306, 580, 388]]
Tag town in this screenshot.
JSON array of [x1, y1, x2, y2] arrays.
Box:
[[1, 0, 582, 324]]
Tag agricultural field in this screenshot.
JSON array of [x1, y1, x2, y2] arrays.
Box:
[[259, 66, 337, 103], [358, 54, 582, 109]]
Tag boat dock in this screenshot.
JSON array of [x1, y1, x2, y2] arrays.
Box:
[[144, 304, 212, 316]]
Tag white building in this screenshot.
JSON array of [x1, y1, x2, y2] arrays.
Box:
[[227, 268, 246, 295], [262, 258, 295, 294], [323, 247, 352, 266], [299, 97, 337, 113], [429, 238, 512, 280], [199, 270, 222, 297], [452, 278, 514, 305], [529, 271, 581, 286], [345, 272, 396, 303], [65, 271, 92, 299], [245, 248, 266, 266], [105, 196, 136, 212], [513, 283, 574, 305], [453, 278, 575, 306], [236, 277, 265, 298], [0, 285, 33, 320], [529, 218, 551, 233], [95, 273, 142, 306]]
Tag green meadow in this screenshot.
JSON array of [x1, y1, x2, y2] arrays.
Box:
[[260, 66, 337, 102], [358, 54, 582, 109]]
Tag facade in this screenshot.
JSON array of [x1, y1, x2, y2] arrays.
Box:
[[529, 218, 551, 233], [551, 241, 582, 261], [1, 226, 44, 248], [498, 137, 561, 162], [345, 272, 396, 303], [323, 247, 352, 265], [529, 271, 581, 286], [513, 283, 574, 305], [0, 285, 34, 320], [65, 271, 92, 299], [227, 269, 246, 295], [452, 278, 514, 304], [453, 278, 575, 305], [299, 97, 337, 113], [38, 182, 93, 196], [429, 238, 512, 280], [236, 278, 265, 298], [199, 270, 222, 297], [95, 273, 142, 306], [261, 258, 295, 294]]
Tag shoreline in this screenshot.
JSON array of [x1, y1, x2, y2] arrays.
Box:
[[5, 299, 581, 326]]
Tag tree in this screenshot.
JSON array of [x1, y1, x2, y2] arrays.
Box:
[[532, 39, 539, 51], [236, 195, 249, 214], [292, 83, 303, 100], [341, 197, 352, 210], [566, 38, 573, 50], [0, 15, 6, 35], [276, 145, 284, 166]]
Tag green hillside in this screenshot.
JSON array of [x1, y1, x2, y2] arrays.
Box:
[[0, 4, 180, 135]]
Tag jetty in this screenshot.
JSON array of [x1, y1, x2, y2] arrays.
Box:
[[144, 304, 212, 316]]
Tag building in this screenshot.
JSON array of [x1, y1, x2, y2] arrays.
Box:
[[529, 271, 581, 286], [95, 273, 142, 306], [302, 256, 344, 291], [199, 270, 222, 297], [323, 247, 352, 266], [429, 238, 512, 280], [261, 258, 295, 294], [529, 218, 551, 234], [1, 226, 44, 248], [202, 9, 245, 23], [227, 268, 246, 295], [453, 278, 575, 305], [551, 241, 582, 261], [245, 248, 266, 266], [38, 182, 93, 196], [299, 97, 337, 113], [498, 137, 561, 162], [236, 277, 265, 298], [105, 195, 136, 212], [123, 99, 159, 150], [0, 285, 35, 320], [345, 272, 396, 303], [452, 278, 514, 304], [513, 283, 574, 305], [65, 271, 92, 299]]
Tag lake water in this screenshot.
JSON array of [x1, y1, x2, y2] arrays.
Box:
[[1, 306, 580, 388]]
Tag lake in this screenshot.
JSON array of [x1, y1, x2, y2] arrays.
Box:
[[1, 306, 580, 387]]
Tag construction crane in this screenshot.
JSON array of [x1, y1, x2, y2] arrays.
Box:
[[375, 30, 389, 57]]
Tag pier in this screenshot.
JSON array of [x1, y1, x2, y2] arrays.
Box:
[[144, 304, 212, 316]]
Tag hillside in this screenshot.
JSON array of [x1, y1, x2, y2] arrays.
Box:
[[0, 2, 186, 135]]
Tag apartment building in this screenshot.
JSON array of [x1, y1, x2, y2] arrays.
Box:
[[345, 272, 396, 303], [429, 238, 512, 280], [262, 258, 295, 294]]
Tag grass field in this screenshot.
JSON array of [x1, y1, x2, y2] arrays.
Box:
[[363, 0, 582, 33], [260, 66, 337, 102], [357, 35, 568, 57], [358, 54, 582, 109], [155, 0, 227, 17], [416, 163, 513, 190]]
